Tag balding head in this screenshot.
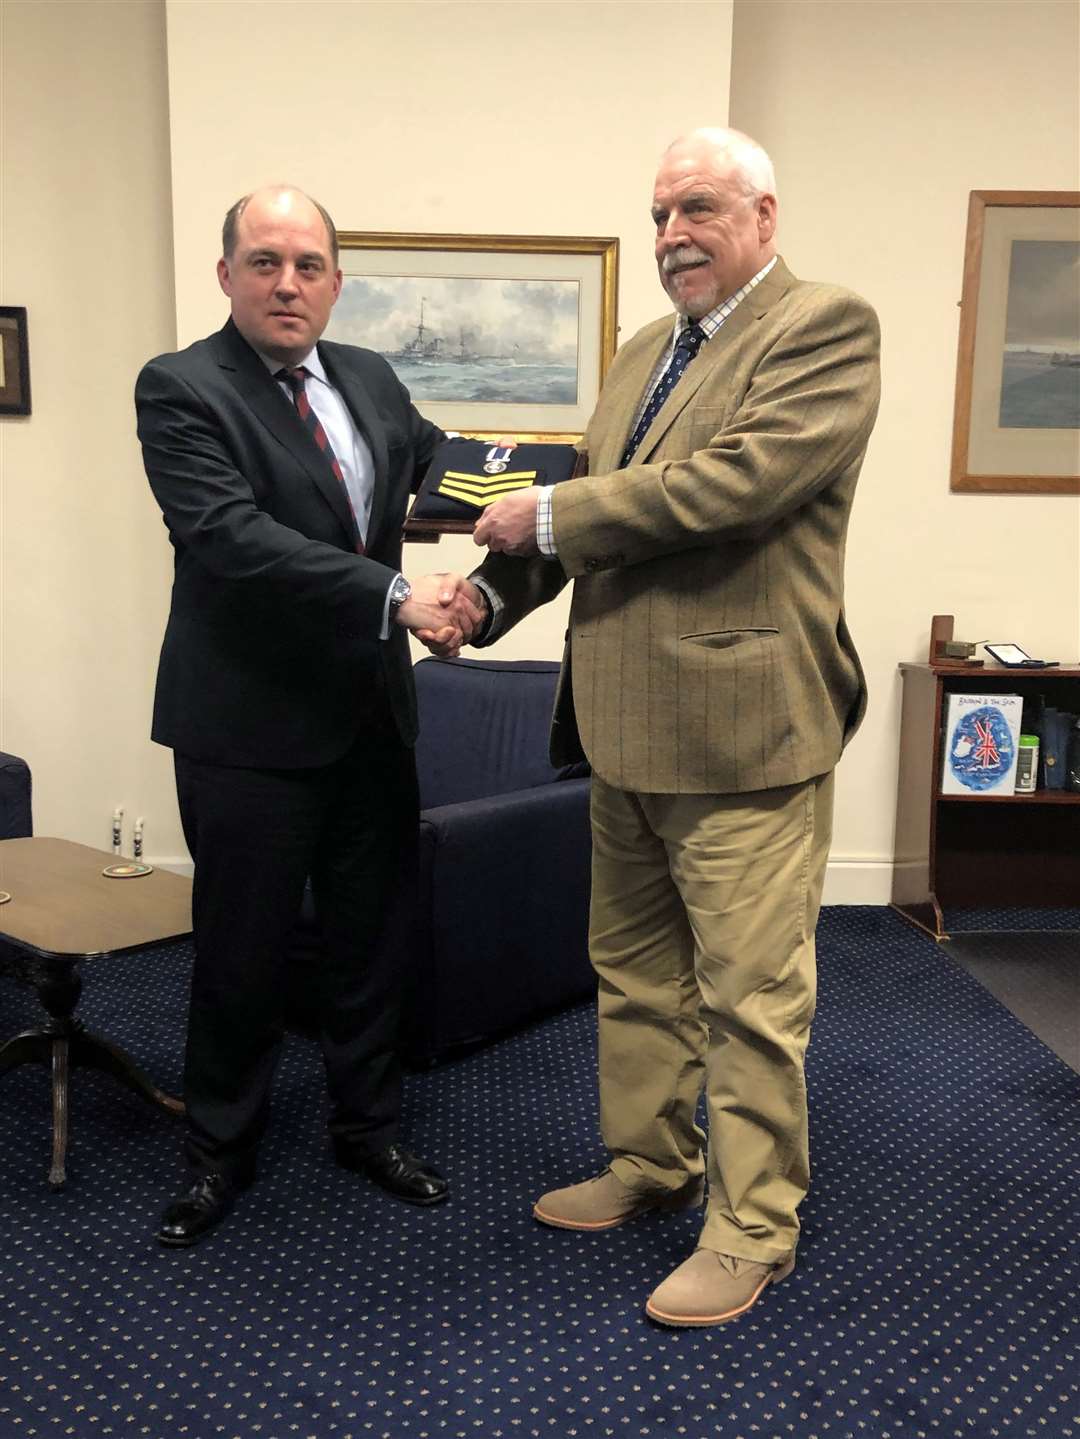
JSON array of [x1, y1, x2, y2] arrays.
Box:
[[651, 127, 778, 317], [222, 185, 339, 265]]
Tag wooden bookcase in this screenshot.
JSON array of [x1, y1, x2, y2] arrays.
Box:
[[891, 662, 1080, 939]]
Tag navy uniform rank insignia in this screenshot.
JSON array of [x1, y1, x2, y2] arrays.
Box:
[[407, 438, 582, 534], [438, 468, 537, 508]]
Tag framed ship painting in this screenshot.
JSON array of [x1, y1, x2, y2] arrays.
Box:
[[326, 232, 618, 442], [950, 191, 1080, 494]]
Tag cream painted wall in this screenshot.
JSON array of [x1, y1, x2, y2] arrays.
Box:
[[732, 0, 1080, 901], [1, 0, 732, 869], [0, 1, 178, 858], [165, 0, 733, 348], [163, 0, 734, 683]]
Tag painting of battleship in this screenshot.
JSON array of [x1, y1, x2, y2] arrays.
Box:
[[998, 240, 1080, 430], [329, 274, 580, 405]]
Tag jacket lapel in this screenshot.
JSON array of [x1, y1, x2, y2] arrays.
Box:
[[318, 343, 391, 550], [212, 320, 359, 546], [593, 320, 671, 475], [622, 258, 797, 467]]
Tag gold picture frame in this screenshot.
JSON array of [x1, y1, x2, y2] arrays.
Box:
[[950, 190, 1080, 494], [327, 231, 618, 443]]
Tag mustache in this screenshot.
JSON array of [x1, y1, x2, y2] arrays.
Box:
[[662, 247, 710, 275]]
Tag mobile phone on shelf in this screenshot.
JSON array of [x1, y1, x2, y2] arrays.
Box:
[[984, 643, 1059, 668]]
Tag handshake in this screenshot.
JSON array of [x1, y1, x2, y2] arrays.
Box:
[[394, 480, 549, 659], [394, 478, 546, 658], [393, 572, 488, 660]]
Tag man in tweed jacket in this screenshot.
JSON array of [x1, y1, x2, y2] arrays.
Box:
[[463, 127, 880, 1326]]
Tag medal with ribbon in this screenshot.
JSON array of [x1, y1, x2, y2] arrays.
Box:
[[482, 446, 516, 475]]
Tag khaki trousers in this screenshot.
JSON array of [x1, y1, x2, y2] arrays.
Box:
[[589, 771, 834, 1264]]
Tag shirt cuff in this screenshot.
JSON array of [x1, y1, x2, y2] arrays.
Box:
[[536, 486, 558, 558], [470, 574, 504, 643]]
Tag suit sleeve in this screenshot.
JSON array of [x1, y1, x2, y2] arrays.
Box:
[[395, 372, 445, 493], [135, 359, 399, 637], [551, 289, 881, 578], [470, 549, 570, 643]]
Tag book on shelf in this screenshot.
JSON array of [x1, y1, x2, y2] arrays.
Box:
[[940, 692, 1023, 796]]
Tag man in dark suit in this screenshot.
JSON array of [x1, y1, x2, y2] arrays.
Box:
[[136, 184, 483, 1246]]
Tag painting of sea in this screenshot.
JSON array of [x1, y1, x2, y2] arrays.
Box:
[[998, 240, 1080, 430], [330, 274, 580, 406]]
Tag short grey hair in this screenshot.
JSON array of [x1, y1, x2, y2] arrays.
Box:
[[221, 186, 339, 264], [666, 127, 777, 201]]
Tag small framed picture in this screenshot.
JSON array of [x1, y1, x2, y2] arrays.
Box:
[[0, 306, 31, 416]]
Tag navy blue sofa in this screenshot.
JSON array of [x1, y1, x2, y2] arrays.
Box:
[[293, 657, 596, 1065], [401, 656, 594, 1063], [3, 697, 594, 1067], [0, 752, 32, 840]]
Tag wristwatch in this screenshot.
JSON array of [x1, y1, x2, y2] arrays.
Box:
[[388, 575, 412, 618]]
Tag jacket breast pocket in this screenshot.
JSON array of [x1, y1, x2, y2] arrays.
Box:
[[679, 626, 780, 649], [686, 403, 732, 454]]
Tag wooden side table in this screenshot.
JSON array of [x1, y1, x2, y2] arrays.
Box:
[[0, 837, 193, 1188]]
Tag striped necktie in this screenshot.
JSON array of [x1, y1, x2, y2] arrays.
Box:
[[620, 322, 706, 468], [279, 366, 364, 554]]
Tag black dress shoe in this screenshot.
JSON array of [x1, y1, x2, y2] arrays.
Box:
[[335, 1141, 449, 1206], [157, 1172, 242, 1247]]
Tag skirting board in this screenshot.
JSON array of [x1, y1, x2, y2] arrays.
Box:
[[151, 855, 894, 906], [821, 858, 893, 906]]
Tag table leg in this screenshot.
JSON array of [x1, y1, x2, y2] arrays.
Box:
[[71, 1030, 184, 1116], [2, 955, 184, 1189], [0, 1029, 52, 1073], [48, 1036, 70, 1190], [0, 1030, 72, 1189], [0, 1024, 183, 1189]]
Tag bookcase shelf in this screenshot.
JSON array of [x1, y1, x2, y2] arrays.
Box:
[[940, 791, 1080, 805], [891, 661, 1080, 939]]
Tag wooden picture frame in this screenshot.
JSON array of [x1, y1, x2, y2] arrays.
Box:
[[326, 231, 618, 443], [0, 306, 31, 416], [950, 191, 1079, 494]]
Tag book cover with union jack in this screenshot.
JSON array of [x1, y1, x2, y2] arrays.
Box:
[[941, 693, 1023, 796]]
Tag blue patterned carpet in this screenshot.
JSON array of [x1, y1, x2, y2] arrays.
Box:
[[945, 906, 1080, 932], [1, 907, 1077, 1439]]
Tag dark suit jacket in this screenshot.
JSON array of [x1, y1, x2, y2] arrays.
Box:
[[135, 318, 443, 768]]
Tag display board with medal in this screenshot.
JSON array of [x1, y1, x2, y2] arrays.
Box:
[[404, 438, 584, 540]]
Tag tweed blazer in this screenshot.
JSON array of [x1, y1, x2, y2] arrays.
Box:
[[479, 259, 881, 795]]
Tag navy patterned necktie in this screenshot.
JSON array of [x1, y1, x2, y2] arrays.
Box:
[[278, 366, 364, 554], [620, 322, 706, 468]]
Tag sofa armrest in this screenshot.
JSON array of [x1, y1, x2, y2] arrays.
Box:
[[0, 752, 32, 840], [401, 777, 594, 1064]]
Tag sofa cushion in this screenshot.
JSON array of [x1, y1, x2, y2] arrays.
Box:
[[413, 657, 585, 808], [0, 752, 32, 840]]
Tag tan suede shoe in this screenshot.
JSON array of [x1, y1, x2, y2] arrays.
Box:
[[532, 1168, 705, 1231], [645, 1247, 795, 1326]]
